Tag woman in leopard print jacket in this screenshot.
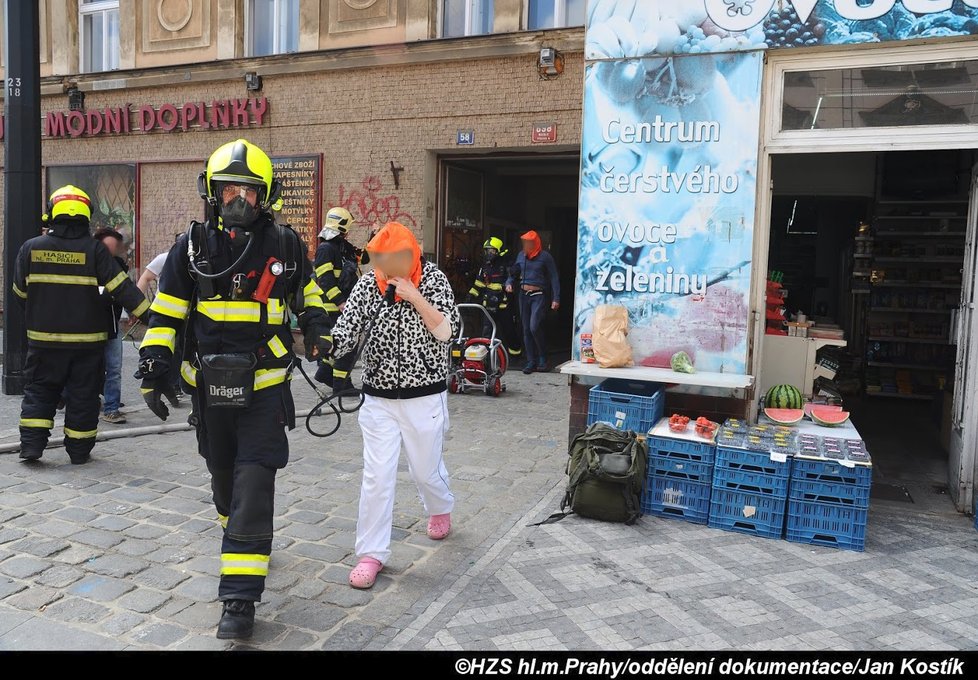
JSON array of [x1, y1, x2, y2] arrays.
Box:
[[330, 222, 460, 590]]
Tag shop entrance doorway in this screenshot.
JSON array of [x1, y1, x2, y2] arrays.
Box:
[[760, 149, 978, 512], [438, 153, 580, 364]]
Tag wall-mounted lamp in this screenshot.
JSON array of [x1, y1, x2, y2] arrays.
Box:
[[538, 47, 564, 80], [245, 71, 263, 91], [67, 86, 85, 111]]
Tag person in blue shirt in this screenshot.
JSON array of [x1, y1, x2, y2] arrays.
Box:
[[506, 230, 560, 374]]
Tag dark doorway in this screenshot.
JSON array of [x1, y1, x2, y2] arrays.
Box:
[[439, 154, 580, 363]]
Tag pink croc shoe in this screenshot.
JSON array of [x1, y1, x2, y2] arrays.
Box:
[[427, 513, 452, 540], [349, 557, 383, 589]]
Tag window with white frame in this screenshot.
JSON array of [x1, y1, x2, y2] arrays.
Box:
[[249, 0, 300, 57], [442, 0, 494, 38], [527, 0, 584, 30], [80, 0, 120, 73]]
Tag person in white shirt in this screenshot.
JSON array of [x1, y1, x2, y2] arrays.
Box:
[[136, 251, 169, 297]]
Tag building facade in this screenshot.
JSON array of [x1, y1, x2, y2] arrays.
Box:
[[0, 0, 587, 321]]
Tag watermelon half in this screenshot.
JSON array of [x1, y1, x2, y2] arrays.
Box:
[[764, 408, 805, 425], [810, 406, 850, 427], [804, 403, 843, 420]]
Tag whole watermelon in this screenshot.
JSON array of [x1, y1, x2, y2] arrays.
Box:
[[765, 384, 803, 409]]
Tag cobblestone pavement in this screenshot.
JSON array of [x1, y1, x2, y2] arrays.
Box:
[[3, 344, 978, 650], [390, 485, 978, 651], [0, 343, 569, 650]]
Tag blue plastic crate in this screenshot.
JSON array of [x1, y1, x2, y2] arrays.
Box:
[[642, 475, 712, 524], [791, 458, 872, 486], [788, 477, 870, 508], [648, 435, 716, 464], [785, 500, 868, 552], [650, 455, 714, 483], [708, 488, 786, 539], [587, 379, 664, 433], [715, 446, 791, 478], [713, 467, 789, 497]]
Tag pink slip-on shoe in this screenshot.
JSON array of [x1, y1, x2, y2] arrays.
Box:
[[349, 557, 383, 589], [427, 513, 452, 540]]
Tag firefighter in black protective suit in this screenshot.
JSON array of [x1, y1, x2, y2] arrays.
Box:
[[137, 139, 331, 640], [312, 206, 367, 391], [13, 185, 149, 464], [467, 236, 521, 357]]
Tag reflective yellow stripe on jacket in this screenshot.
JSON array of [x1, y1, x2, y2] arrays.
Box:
[[196, 299, 288, 324], [27, 274, 98, 286], [315, 262, 334, 277], [12, 283, 27, 299], [104, 271, 128, 293], [132, 299, 150, 318], [302, 280, 327, 311], [150, 292, 191, 320], [220, 553, 270, 577], [267, 335, 289, 359], [141, 327, 177, 353], [27, 330, 108, 343], [197, 300, 262, 323], [181, 361, 198, 388], [254, 368, 289, 391], [267, 299, 286, 325]]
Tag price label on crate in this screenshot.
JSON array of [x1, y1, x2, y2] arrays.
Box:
[[770, 452, 788, 463]]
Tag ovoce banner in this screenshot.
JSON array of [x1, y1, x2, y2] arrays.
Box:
[[574, 45, 762, 373]]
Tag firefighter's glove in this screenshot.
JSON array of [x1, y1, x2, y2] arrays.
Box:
[[141, 379, 178, 422], [305, 327, 333, 363], [136, 354, 168, 381]]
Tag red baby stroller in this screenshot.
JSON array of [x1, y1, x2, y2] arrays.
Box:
[[448, 304, 508, 397]]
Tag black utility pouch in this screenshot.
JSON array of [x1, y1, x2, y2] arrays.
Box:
[[200, 353, 257, 408]]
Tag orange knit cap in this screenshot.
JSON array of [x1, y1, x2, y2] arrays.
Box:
[[366, 221, 422, 299]]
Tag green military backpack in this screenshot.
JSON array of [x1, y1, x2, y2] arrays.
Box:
[[560, 422, 648, 524]]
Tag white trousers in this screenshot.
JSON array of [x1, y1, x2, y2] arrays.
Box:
[[355, 392, 454, 563]]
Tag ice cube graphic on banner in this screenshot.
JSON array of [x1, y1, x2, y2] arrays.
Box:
[[576, 2, 765, 374]]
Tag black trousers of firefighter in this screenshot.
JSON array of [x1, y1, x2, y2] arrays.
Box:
[[481, 307, 522, 358], [193, 381, 295, 602], [20, 347, 105, 462]]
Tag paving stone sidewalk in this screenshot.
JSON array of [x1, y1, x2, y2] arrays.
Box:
[[0, 344, 570, 651], [3, 341, 978, 651], [389, 485, 978, 651]]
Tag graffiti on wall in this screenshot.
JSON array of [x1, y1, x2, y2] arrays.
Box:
[[334, 176, 417, 229]]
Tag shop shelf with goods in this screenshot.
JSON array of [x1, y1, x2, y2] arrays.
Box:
[[850, 221, 874, 353], [863, 198, 965, 402], [708, 421, 793, 540], [586, 379, 664, 434], [786, 437, 872, 552], [641, 419, 717, 525], [765, 273, 788, 336]]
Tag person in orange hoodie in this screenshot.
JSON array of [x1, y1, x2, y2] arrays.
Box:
[[506, 230, 560, 373], [329, 222, 461, 589]]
